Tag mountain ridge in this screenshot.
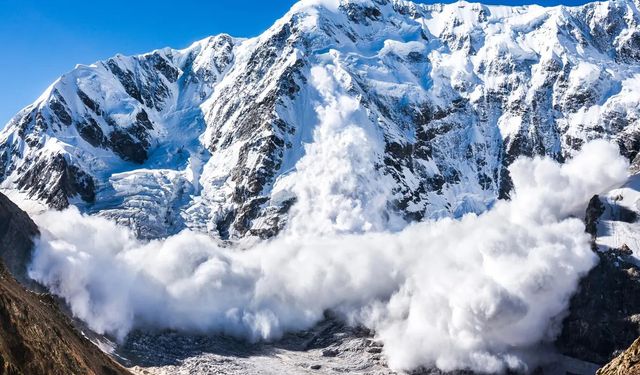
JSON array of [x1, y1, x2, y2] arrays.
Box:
[[1, 0, 639, 240]]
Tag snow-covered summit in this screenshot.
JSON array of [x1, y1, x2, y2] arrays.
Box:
[[1, 0, 639, 239]]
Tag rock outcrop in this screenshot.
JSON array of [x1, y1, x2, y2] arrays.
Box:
[[597, 337, 640, 375], [558, 192, 640, 365], [556, 246, 640, 365], [0, 192, 130, 375], [0, 193, 38, 284]]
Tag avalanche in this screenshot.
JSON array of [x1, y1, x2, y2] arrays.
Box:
[[1, 0, 640, 372], [28, 140, 628, 373]]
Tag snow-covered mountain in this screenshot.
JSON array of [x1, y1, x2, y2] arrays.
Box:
[[1, 0, 640, 240]]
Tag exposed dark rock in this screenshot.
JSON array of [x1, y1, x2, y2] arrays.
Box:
[[199, 20, 306, 239], [150, 53, 179, 83], [14, 110, 35, 138], [341, 1, 383, 25], [49, 96, 72, 126], [78, 118, 108, 148], [16, 154, 96, 209], [556, 196, 640, 365], [585, 195, 606, 240], [618, 132, 640, 162], [617, 31, 640, 63], [135, 110, 154, 130], [321, 349, 338, 357], [0, 193, 39, 285], [77, 89, 102, 115], [232, 197, 269, 236], [557, 246, 640, 365], [108, 129, 148, 164], [0, 192, 129, 374], [247, 197, 296, 239], [106, 60, 144, 105], [215, 210, 236, 241]]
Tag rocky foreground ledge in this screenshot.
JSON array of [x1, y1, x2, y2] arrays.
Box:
[[0, 192, 129, 375], [597, 338, 640, 375]]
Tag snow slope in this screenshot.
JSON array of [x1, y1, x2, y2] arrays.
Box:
[[1, 0, 640, 239]]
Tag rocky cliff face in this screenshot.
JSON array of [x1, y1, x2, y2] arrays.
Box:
[[0, 192, 129, 375], [0, 193, 38, 285], [556, 173, 640, 367], [1, 0, 639, 240], [0, 264, 130, 375], [556, 241, 640, 365], [597, 337, 640, 375]]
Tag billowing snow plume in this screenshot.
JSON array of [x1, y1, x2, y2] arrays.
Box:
[[27, 140, 628, 373], [272, 65, 401, 235]]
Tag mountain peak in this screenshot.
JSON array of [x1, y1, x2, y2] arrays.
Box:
[[0, 0, 639, 239]]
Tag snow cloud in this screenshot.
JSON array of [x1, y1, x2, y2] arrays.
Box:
[[272, 65, 402, 235], [26, 65, 629, 374]]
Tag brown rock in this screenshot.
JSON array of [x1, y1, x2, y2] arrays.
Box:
[[0, 192, 39, 285], [597, 337, 640, 375], [0, 192, 130, 375]]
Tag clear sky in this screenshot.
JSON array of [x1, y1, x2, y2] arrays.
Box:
[[0, 0, 593, 126]]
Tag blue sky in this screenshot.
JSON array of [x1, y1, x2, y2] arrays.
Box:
[[0, 0, 592, 125]]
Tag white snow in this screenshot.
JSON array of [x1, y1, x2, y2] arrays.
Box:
[[26, 140, 627, 374], [2, 0, 639, 238], [0, 0, 639, 373]]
